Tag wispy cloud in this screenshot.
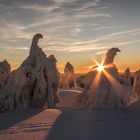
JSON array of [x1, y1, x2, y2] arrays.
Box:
[[95, 50, 107, 55], [71, 27, 81, 37], [41, 27, 140, 53], [0, 45, 29, 51], [0, 0, 140, 72], [53, 0, 79, 4], [0, 0, 109, 39], [95, 28, 140, 42]]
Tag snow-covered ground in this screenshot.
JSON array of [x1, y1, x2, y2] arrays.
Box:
[[1, 89, 140, 140]]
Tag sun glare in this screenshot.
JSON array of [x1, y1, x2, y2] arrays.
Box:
[[92, 57, 114, 73], [97, 64, 104, 72]]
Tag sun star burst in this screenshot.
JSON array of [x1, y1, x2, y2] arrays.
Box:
[[97, 64, 105, 73]]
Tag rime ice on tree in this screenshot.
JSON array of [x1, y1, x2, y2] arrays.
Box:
[[76, 48, 128, 109], [0, 60, 11, 87], [63, 62, 76, 89], [0, 33, 60, 111], [89, 48, 124, 109], [133, 70, 140, 99]]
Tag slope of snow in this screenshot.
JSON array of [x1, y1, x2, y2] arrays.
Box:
[[1, 89, 140, 140]]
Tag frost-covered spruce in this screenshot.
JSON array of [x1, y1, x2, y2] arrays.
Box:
[[63, 62, 76, 89], [0, 33, 60, 111], [133, 70, 140, 99], [76, 48, 127, 109]]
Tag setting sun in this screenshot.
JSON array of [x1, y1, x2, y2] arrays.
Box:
[[97, 64, 105, 73]]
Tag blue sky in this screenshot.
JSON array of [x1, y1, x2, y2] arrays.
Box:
[[0, 0, 140, 73]]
